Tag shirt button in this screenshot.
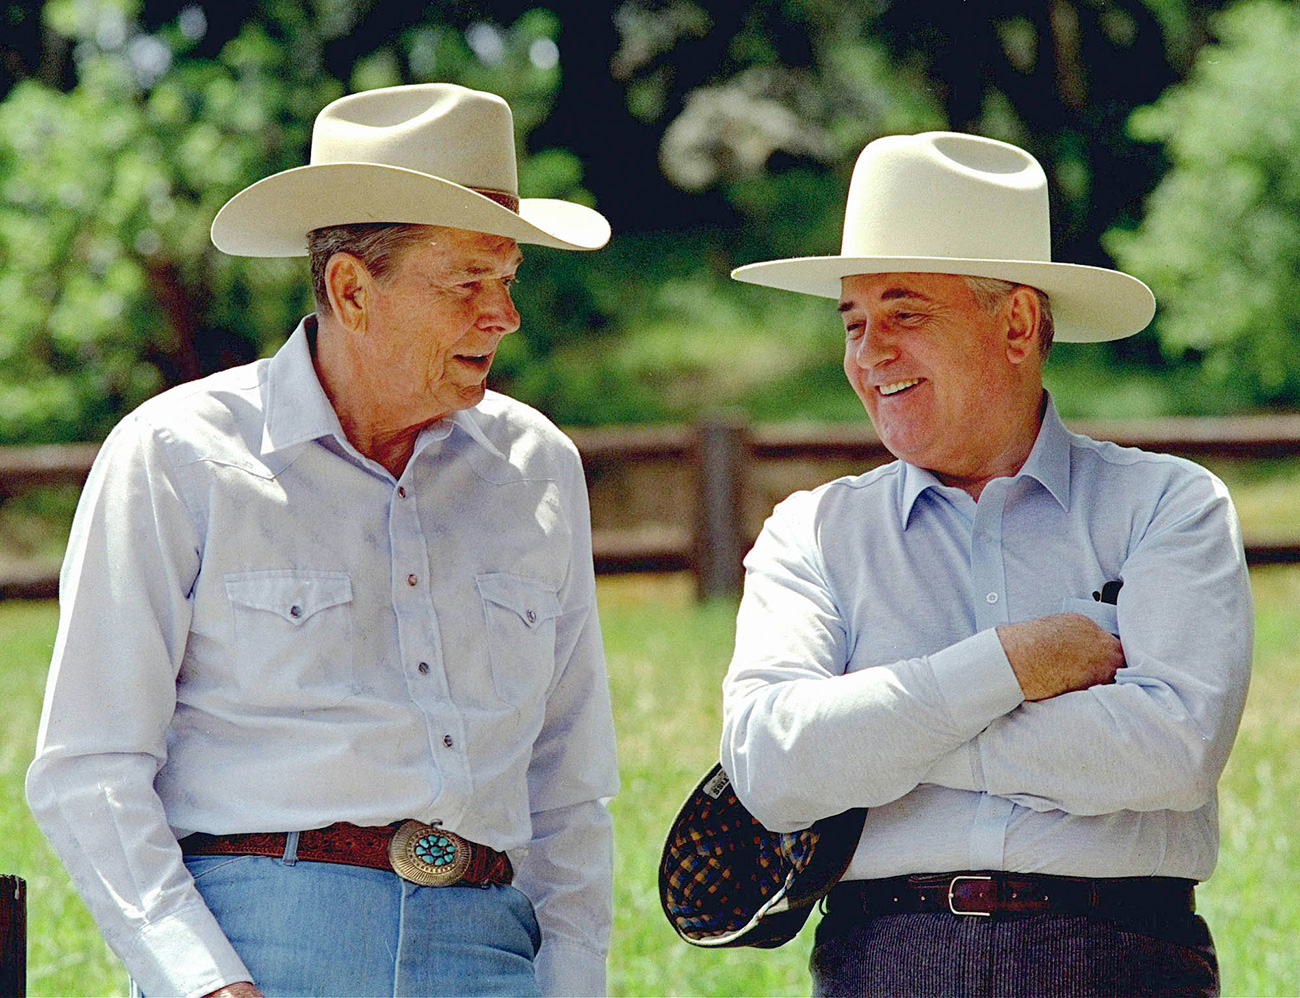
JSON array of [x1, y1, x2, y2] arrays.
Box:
[[443, 735, 454, 748], [289, 605, 302, 618], [526, 609, 536, 624], [417, 661, 429, 674], [397, 486, 406, 499], [986, 592, 999, 604], [407, 574, 418, 587]]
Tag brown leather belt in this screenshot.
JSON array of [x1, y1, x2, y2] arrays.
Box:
[[180, 820, 513, 888], [827, 872, 1196, 919]]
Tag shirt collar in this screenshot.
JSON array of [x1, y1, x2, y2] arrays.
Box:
[[449, 407, 508, 463], [897, 391, 1072, 528], [1019, 392, 1072, 511], [261, 315, 509, 466], [261, 316, 346, 456]]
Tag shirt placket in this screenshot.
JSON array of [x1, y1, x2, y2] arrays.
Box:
[[968, 479, 1014, 869], [389, 461, 471, 830]]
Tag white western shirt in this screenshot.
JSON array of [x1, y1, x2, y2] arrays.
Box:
[[721, 397, 1252, 882], [27, 317, 619, 998]]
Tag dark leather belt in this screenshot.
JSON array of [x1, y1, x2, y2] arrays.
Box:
[[180, 820, 513, 888], [827, 872, 1196, 919]]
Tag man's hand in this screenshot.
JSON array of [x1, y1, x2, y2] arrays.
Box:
[[203, 983, 263, 998], [997, 612, 1124, 701]]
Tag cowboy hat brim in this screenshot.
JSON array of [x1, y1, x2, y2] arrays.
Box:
[[731, 255, 1155, 343], [210, 162, 611, 257]]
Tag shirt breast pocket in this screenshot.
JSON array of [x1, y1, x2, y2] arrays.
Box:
[[476, 572, 560, 707], [1061, 596, 1120, 637], [224, 570, 356, 705]]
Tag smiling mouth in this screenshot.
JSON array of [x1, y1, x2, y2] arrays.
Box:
[[878, 378, 921, 396]]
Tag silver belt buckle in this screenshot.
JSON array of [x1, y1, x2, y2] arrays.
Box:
[[389, 820, 472, 887], [948, 874, 994, 916]]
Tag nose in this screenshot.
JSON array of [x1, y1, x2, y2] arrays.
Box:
[[849, 319, 898, 369], [476, 281, 521, 336]]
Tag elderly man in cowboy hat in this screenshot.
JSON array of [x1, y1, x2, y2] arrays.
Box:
[[27, 84, 618, 998], [719, 132, 1252, 994]]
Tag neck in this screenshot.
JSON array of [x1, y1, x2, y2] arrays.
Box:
[[937, 389, 1047, 501], [311, 314, 447, 478]]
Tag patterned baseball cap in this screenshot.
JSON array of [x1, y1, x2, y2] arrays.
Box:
[[659, 763, 867, 948]]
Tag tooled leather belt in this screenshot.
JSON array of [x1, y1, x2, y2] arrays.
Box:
[[827, 871, 1195, 919], [179, 820, 513, 888]]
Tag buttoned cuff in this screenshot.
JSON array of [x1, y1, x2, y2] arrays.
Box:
[[928, 627, 1024, 738], [535, 937, 607, 998], [121, 902, 252, 998]]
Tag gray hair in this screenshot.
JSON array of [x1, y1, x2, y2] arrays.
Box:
[[962, 276, 1055, 358], [307, 223, 440, 314]]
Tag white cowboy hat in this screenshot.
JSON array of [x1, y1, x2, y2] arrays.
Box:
[[730, 131, 1154, 342], [211, 83, 610, 256]]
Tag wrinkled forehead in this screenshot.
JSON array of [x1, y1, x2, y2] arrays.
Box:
[[417, 226, 523, 272], [837, 271, 972, 310]]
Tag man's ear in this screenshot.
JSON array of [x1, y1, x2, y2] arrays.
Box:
[[324, 253, 373, 333], [1004, 287, 1041, 366]]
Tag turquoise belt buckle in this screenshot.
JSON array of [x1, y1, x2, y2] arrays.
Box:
[[389, 820, 472, 887]]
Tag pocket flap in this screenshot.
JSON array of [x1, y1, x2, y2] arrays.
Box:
[[225, 571, 353, 625], [476, 573, 560, 629]]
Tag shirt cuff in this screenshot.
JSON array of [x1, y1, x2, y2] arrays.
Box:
[[120, 902, 252, 998], [928, 627, 1024, 738], [534, 937, 607, 998]]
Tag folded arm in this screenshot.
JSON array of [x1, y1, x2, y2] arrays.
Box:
[[926, 478, 1252, 815], [719, 496, 1032, 833]]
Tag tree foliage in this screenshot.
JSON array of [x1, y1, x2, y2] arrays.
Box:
[[0, 0, 1255, 440], [0, 0, 585, 442], [1106, 0, 1300, 410]]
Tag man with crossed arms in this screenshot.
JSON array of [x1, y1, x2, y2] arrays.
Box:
[[721, 132, 1251, 994]]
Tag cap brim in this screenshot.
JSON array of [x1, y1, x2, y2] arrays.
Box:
[[732, 255, 1155, 343], [211, 162, 610, 257]]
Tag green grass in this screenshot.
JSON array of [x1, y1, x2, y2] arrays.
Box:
[[4, 569, 1299, 995], [1196, 565, 1300, 996], [0, 601, 122, 996]]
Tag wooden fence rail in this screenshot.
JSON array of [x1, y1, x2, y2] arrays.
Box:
[[3, 414, 1300, 600]]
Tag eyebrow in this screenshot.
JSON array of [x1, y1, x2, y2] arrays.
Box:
[[837, 286, 937, 312], [449, 253, 525, 278]]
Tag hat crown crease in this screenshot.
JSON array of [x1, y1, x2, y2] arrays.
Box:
[[310, 86, 519, 194]]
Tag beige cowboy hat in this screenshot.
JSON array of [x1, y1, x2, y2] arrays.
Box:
[[731, 131, 1154, 342], [211, 83, 610, 256]]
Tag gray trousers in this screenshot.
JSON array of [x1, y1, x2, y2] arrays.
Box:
[[810, 908, 1219, 996]]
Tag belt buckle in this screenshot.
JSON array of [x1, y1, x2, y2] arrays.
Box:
[[948, 874, 994, 917], [389, 820, 472, 887]]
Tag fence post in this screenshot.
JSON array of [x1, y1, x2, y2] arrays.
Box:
[[0, 875, 25, 997], [695, 414, 750, 599]]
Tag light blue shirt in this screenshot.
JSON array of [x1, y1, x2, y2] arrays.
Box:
[[721, 395, 1252, 882], [27, 317, 618, 998]]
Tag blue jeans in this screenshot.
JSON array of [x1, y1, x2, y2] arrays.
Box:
[[175, 846, 541, 997]]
